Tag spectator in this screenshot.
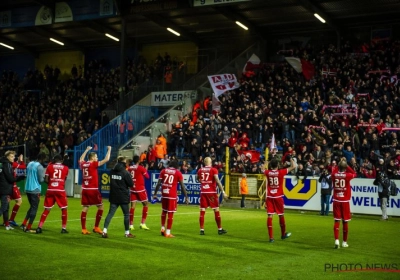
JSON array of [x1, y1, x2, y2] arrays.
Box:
[[180, 160, 193, 174], [240, 173, 248, 208], [147, 145, 157, 163], [319, 169, 332, 216], [127, 118, 134, 139], [373, 171, 390, 221], [154, 140, 166, 164]]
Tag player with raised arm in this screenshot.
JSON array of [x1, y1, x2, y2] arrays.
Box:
[[36, 154, 69, 234], [331, 158, 357, 249], [196, 157, 228, 235], [127, 155, 150, 230], [153, 160, 189, 238], [263, 158, 297, 243], [79, 146, 111, 235], [8, 154, 26, 226]]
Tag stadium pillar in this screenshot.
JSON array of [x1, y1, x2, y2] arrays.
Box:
[[119, 17, 127, 98], [225, 146, 230, 196]]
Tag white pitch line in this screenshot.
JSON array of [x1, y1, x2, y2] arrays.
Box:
[[36, 209, 244, 224]]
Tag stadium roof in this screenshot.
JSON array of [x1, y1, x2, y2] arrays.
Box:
[[0, 0, 400, 57]]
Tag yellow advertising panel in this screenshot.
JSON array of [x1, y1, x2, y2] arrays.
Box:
[[35, 51, 84, 80]]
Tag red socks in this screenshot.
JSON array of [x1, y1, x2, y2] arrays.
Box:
[[9, 204, 20, 221], [94, 209, 103, 227], [199, 210, 205, 229], [334, 220, 340, 240], [279, 215, 286, 236], [81, 212, 87, 229], [141, 206, 148, 224], [38, 209, 50, 228], [267, 217, 273, 239], [167, 212, 174, 230], [61, 209, 68, 229], [343, 222, 348, 242], [161, 211, 167, 227], [129, 208, 135, 225]]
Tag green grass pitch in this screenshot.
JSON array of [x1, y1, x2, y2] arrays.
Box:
[[0, 198, 399, 280]]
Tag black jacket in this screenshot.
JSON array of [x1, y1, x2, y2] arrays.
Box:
[[0, 157, 17, 196], [109, 162, 133, 204], [319, 172, 332, 196], [373, 171, 390, 198]]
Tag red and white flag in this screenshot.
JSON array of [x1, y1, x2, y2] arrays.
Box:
[[380, 75, 398, 86], [269, 133, 277, 151], [322, 67, 337, 78], [242, 53, 261, 73], [284, 57, 315, 80], [212, 94, 221, 114], [391, 75, 398, 86], [208, 73, 240, 97], [237, 150, 261, 164]]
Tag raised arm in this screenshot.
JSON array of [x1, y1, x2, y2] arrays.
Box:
[[287, 158, 297, 173], [346, 165, 356, 174], [99, 146, 112, 166], [80, 146, 92, 162]]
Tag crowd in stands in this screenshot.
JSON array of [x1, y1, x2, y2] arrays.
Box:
[[2, 40, 400, 180], [139, 40, 400, 180], [0, 52, 181, 164]]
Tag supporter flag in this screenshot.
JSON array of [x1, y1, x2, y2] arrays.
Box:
[[284, 57, 315, 80], [242, 53, 261, 73], [322, 67, 337, 78], [207, 73, 240, 97], [269, 133, 277, 151], [237, 150, 261, 164], [212, 94, 221, 113], [391, 75, 398, 86], [380, 75, 398, 86]]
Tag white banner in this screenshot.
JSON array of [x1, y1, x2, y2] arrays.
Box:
[[55, 2, 73, 23], [283, 176, 400, 216], [151, 91, 197, 106], [207, 74, 240, 97], [193, 0, 251, 7]]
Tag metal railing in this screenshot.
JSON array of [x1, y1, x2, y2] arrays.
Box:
[[72, 105, 170, 169], [75, 42, 264, 169]]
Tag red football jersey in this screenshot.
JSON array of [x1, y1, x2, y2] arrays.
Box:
[[197, 166, 218, 194], [45, 163, 69, 191], [12, 161, 26, 187], [79, 161, 99, 190], [264, 168, 288, 198], [159, 167, 183, 199], [128, 164, 149, 192], [332, 167, 356, 202]]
